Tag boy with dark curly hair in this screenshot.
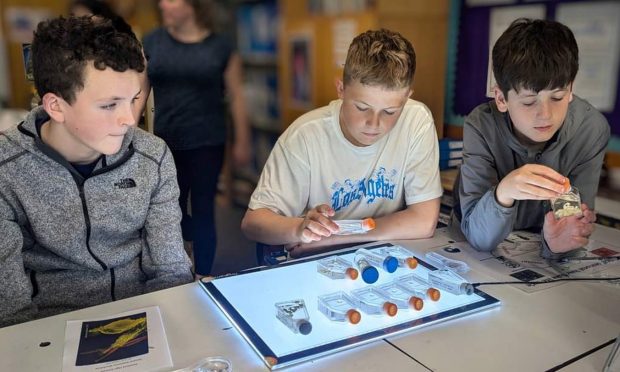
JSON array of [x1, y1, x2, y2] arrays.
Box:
[[0, 16, 192, 327]]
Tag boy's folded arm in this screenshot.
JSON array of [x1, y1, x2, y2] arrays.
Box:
[[287, 198, 442, 256], [0, 201, 36, 327], [142, 147, 193, 290], [369, 198, 440, 241], [460, 187, 517, 252], [241, 208, 305, 246]]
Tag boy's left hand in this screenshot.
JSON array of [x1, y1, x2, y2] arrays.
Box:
[[543, 203, 596, 253]]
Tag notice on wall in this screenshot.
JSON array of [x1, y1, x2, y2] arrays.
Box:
[[4, 7, 52, 44], [486, 5, 546, 97], [557, 1, 620, 113]]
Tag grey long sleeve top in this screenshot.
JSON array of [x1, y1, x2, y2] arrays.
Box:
[[453, 96, 610, 256]]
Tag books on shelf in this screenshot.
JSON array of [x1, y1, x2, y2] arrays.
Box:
[[438, 138, 463, 170], [438, 138, 463, 151], [440, 149, 463, 159], [62, 306, 171, 372], [440, 158, 463, 170], [237, 0, 278, 61]]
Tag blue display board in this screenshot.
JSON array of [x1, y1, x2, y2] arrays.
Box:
[[200, 243, 500, 370]]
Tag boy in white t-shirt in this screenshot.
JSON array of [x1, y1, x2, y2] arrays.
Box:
[[241, 29, 443, 258]]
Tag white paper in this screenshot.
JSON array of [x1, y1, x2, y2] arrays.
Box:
[[486, 5, 546, 97], [62, 306, 172, 372], [445, 232, 620, 293], [556, 1, 620, 112], [332, 20, 357, 68]]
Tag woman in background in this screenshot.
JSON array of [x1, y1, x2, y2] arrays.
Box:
[[143, 0, 251, 278]]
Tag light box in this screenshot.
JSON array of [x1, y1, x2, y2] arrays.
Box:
[[200, 243, 500, 370]]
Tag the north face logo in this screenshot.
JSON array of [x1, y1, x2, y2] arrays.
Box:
[[114, 178, 136, 189]]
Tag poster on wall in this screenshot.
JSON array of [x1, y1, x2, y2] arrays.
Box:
[[289, 34, 313, 109], [4, 7, 53, 44], [485, 5, 546, 97], [556, 1, 620, 113]]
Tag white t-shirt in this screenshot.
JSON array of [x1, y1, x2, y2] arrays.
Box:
[[248, 99, 443, 219]]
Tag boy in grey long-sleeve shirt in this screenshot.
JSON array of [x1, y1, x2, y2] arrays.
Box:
[[0, 16, 192, 328], [452, 18, 610, 258]]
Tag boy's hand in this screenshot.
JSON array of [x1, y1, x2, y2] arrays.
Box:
[[543, 204, 596, 253], [296, 204, 339, 243], [495, 164, 567, 207]]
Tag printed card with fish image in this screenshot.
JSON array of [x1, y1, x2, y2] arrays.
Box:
[[62, 306, 172, 372]]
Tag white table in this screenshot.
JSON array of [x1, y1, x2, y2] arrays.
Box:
[[390, 224, 620, 372], [0, 228, 618, 371]]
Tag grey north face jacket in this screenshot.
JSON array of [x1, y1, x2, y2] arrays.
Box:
[[0, 107, 192, 327]]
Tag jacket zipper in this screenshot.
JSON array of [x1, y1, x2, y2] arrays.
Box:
[[78, 182, 116, 301], [78, 183, 107, 270], [110, 268, 116, 301]]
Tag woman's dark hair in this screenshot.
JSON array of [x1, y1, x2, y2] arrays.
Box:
[[186, 0, 215, 30], [70, 0, 134, 35]]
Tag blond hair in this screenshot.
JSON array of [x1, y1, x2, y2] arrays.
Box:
[[343, 29, 415, 90]]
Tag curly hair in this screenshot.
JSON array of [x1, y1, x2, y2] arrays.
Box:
[[343, 29, 416, 90], [32, 16, 145, 104], [492, 18, 579, 97]]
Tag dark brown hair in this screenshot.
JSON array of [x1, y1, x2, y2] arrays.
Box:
[[32, 16, 144, 104], [492, 18, 579, 97]]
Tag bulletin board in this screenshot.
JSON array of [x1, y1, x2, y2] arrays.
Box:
[[200, 243, 500, 370], [444, 0, 620, 137]]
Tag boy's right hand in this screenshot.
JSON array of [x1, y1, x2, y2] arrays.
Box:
[[296, 204, 339, 243], [495, 164, 567, 207]]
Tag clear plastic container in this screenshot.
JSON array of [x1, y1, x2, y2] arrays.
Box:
[[355, 248, 398, 273], [317, 291, 362, 324], [317, 256, 359, 280], [274, 299, 312, 335], [333, 218, 376, 235], [353, 253, 379, 284], [552, 186, 583, 219], [427, 270, 473, 295], [377, 282, 424, 310], [378, 245, 418, 269], [176, 356, 232, 372], [395, 273, 441, 301], [350, 287, 398, 316], [424, 251, 470, 273]]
